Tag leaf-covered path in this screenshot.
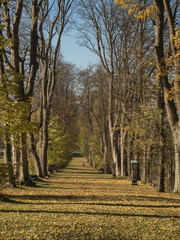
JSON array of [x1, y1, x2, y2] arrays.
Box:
[[1, 157, 180, 239]]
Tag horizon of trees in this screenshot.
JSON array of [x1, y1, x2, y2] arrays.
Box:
[[0, 0, 180, 193], [76, 0, 180, 193]]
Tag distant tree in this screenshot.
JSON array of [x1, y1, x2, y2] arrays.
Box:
[[77, 0, 131, 176], [78, 66, 110, 170], [77, 0, 156, 178]]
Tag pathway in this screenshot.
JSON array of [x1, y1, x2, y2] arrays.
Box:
[[1, 157, 180, 240]]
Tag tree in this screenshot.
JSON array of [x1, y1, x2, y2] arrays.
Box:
[[116, 0, 180, 192], [77, 0, 132, 176], [77, 0, 156, 178], [51, 61, 79, 132], [37, 0, 75, 176], [80, 66, 111, 170], [1, 0, 42, 184]]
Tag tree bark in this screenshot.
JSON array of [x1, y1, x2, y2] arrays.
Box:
[[28, 132, 43, 177], [120, 127, 127, 177], [126, 131, 131, 177], [141, 145, 151, 184], [154, 0, 180, 192], [11, 139, 21, 180], [19, 133, 31, 184], [157, 82, 166, 192], [39, 104, 49, 177], [172, 128, 180, 192], [108, 76, 120, 176], [162, 0, 180, 192], [158, 144, 165, 192]]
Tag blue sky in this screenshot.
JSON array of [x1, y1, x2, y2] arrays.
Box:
[[61, 32, 99, 69]]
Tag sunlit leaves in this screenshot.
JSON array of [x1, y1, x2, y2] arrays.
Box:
[[0, 72, 38, 142], [173, 28, 180, 50], [47, 113, 73, 168], [115, 0, 157, 21]]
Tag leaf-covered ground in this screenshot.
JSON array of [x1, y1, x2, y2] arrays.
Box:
[[0, 157, 180, 240]]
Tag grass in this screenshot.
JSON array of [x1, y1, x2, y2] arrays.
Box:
[[0, 157, 180, 240]]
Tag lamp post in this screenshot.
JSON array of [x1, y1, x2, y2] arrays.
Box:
[[131, 160, 138, 185], [112, 162, 116, 177]]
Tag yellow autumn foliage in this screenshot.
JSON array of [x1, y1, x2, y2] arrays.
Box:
[[1, 158, 180, 239], [116, 0, 157, 21]]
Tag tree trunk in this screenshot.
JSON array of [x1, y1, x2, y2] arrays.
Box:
[[172, 128, 180, 192], [154, 0, 180, 192], [157, 74, 166, 192], [146, 145, 151, 183], [102, 134, 108, 173], [39, 108, 49, 177], [4, 138, 11, 164], [158, 143, 165, 192], [28, 132, 43, 177], [141, 146, 146, 183], [19, 133, 31, 184], [166, 147, 174, 192], [12, 143, 21, 180], [120, 128, 127, 177], [4, 139, 16, 187], [11, 136, 21, 179], [108, 76, 120, 176], [141, 145, 151, 183], [126, 131, 132, 177], [109, 129, 120, 176]]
